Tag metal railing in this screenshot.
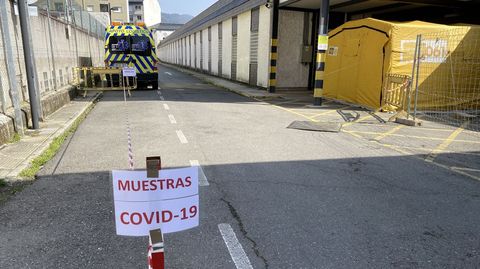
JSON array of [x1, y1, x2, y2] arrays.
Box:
[[408, 28, 480, 131], [381, 74, 412, 113]]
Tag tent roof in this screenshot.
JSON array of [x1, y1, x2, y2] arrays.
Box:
[[329, 18, 452, 38]]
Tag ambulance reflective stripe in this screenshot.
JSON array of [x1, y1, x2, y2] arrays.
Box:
[[131, 55, 148, 73], [106, 51, 114, 62], [132, 61, 143, 73], [138, 55, 154, 70]]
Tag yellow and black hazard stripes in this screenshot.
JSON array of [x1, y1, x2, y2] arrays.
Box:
[[130, 55, 156, 74], [313, 34, 329, 106], [268, 0, 280, 93], [269, 38, 278, 93]]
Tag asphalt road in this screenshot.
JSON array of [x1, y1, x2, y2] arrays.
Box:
[[1, 64, 479, 268]]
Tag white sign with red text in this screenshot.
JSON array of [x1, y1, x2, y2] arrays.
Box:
[[112, 167, 199, 236]]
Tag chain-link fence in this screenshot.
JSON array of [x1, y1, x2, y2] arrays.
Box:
[[0, 0, 107, 113], [408, 27, 480, 131]]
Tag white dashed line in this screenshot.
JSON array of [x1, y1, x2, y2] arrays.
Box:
[[176, 130, 188, 144], [176, 88, 185, 91], [163, 104, 170, 110], [168, 114, 177, 124], [189, 160, 209, 186], [157, 90, 162, 95], [165, 72, 172, 76], [218, 224, 253, 269], [160, 96, 165, 101]]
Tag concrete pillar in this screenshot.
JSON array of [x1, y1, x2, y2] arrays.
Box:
[[268, 0, 279, 93], [313, 0, 329, 106]]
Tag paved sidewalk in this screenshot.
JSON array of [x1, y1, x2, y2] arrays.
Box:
[[0, 92, 101, 181], [161, 62, 285, 99]]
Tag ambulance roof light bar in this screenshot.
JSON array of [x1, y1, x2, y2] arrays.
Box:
[[110, 21, 146, 27]]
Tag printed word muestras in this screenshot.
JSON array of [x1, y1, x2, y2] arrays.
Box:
[[112, 167, 199, 236], [118, 177, 192, 192]]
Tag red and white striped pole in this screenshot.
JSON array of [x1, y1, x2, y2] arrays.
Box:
[[126, 114, 134, 170], [148, 229, 165, 269], [123, 75, 134, 170]]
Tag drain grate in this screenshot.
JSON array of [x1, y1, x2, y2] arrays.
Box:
[[287, 121, 342, 133]]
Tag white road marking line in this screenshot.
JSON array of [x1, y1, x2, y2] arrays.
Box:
[[168, 114, 177, 124], [176, 88, 185, 91], [163, 104, 170, 110], [157, 90, 162, 95], [189, 160, 209, 186], [451, 166, 480, 172], [176, 130, 188, 144], [218, 224, 253, 269], [160, 96, 165, 101], [165, 72, 172, 76]]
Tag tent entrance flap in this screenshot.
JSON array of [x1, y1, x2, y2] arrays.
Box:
[[324, 21, 389, 109]]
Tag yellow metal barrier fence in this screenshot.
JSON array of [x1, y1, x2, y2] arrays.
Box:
[[381, 74, 412, 113], [73, 67, 137, 97]]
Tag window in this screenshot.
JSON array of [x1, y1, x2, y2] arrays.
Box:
[[100, 4, 109, 12], [137, 15, 142, 20], [86, 5, 94, 12], [251, 8, 259, 32], [109, 36, 131, 54], [131, 36, 151, 56], [109, 36, 151, 56], [65, 67, 70, 83], [43, 72, 49, 91], [232, 16, 238, 36], [135, 5, 142, 10], [112, 7, 122, 13], [59, 69, 64, 86], [51, 70, 55, 89], [54, 3, 63, 12], [65, 26, 69, 39]]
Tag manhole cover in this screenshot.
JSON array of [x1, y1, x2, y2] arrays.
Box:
[[287, 121, 342, 133]]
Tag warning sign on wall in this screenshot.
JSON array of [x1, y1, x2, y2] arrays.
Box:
[[112, 167, 199, 236]]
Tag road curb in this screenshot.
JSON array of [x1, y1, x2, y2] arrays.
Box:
[[160, 63, 282, 100], [3, 92, 103, 182]]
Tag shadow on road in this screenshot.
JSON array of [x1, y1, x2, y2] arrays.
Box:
[[0, 152, 479, 268]]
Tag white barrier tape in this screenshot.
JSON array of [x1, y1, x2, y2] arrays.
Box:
[[123, 81, 134, 170], [126, 114, 134, 170]]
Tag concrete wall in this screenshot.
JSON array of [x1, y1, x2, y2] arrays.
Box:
[[236, 11, 251, 83], [222, 18, 232, 78], [196, 33, 201, 68], [257, 5, 272, 88], [158, 5, 273, 88], [211, 24, 219, 75], [189, 35, 193, 68], [183, 37, 188, 66], [202, 29, 208, 71], [0, 6, 104, 113], [0, 5, 104, 143], [276, 10, 310, 89]]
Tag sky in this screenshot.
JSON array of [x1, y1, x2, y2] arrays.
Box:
[[159, 0, 218, 16]]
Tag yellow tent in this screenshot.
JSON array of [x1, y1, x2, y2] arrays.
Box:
[[324, 18, 479, 111]]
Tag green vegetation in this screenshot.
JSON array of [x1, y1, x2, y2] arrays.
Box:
[[8, 133, 21, 144], [0, 178, 6, 188]]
